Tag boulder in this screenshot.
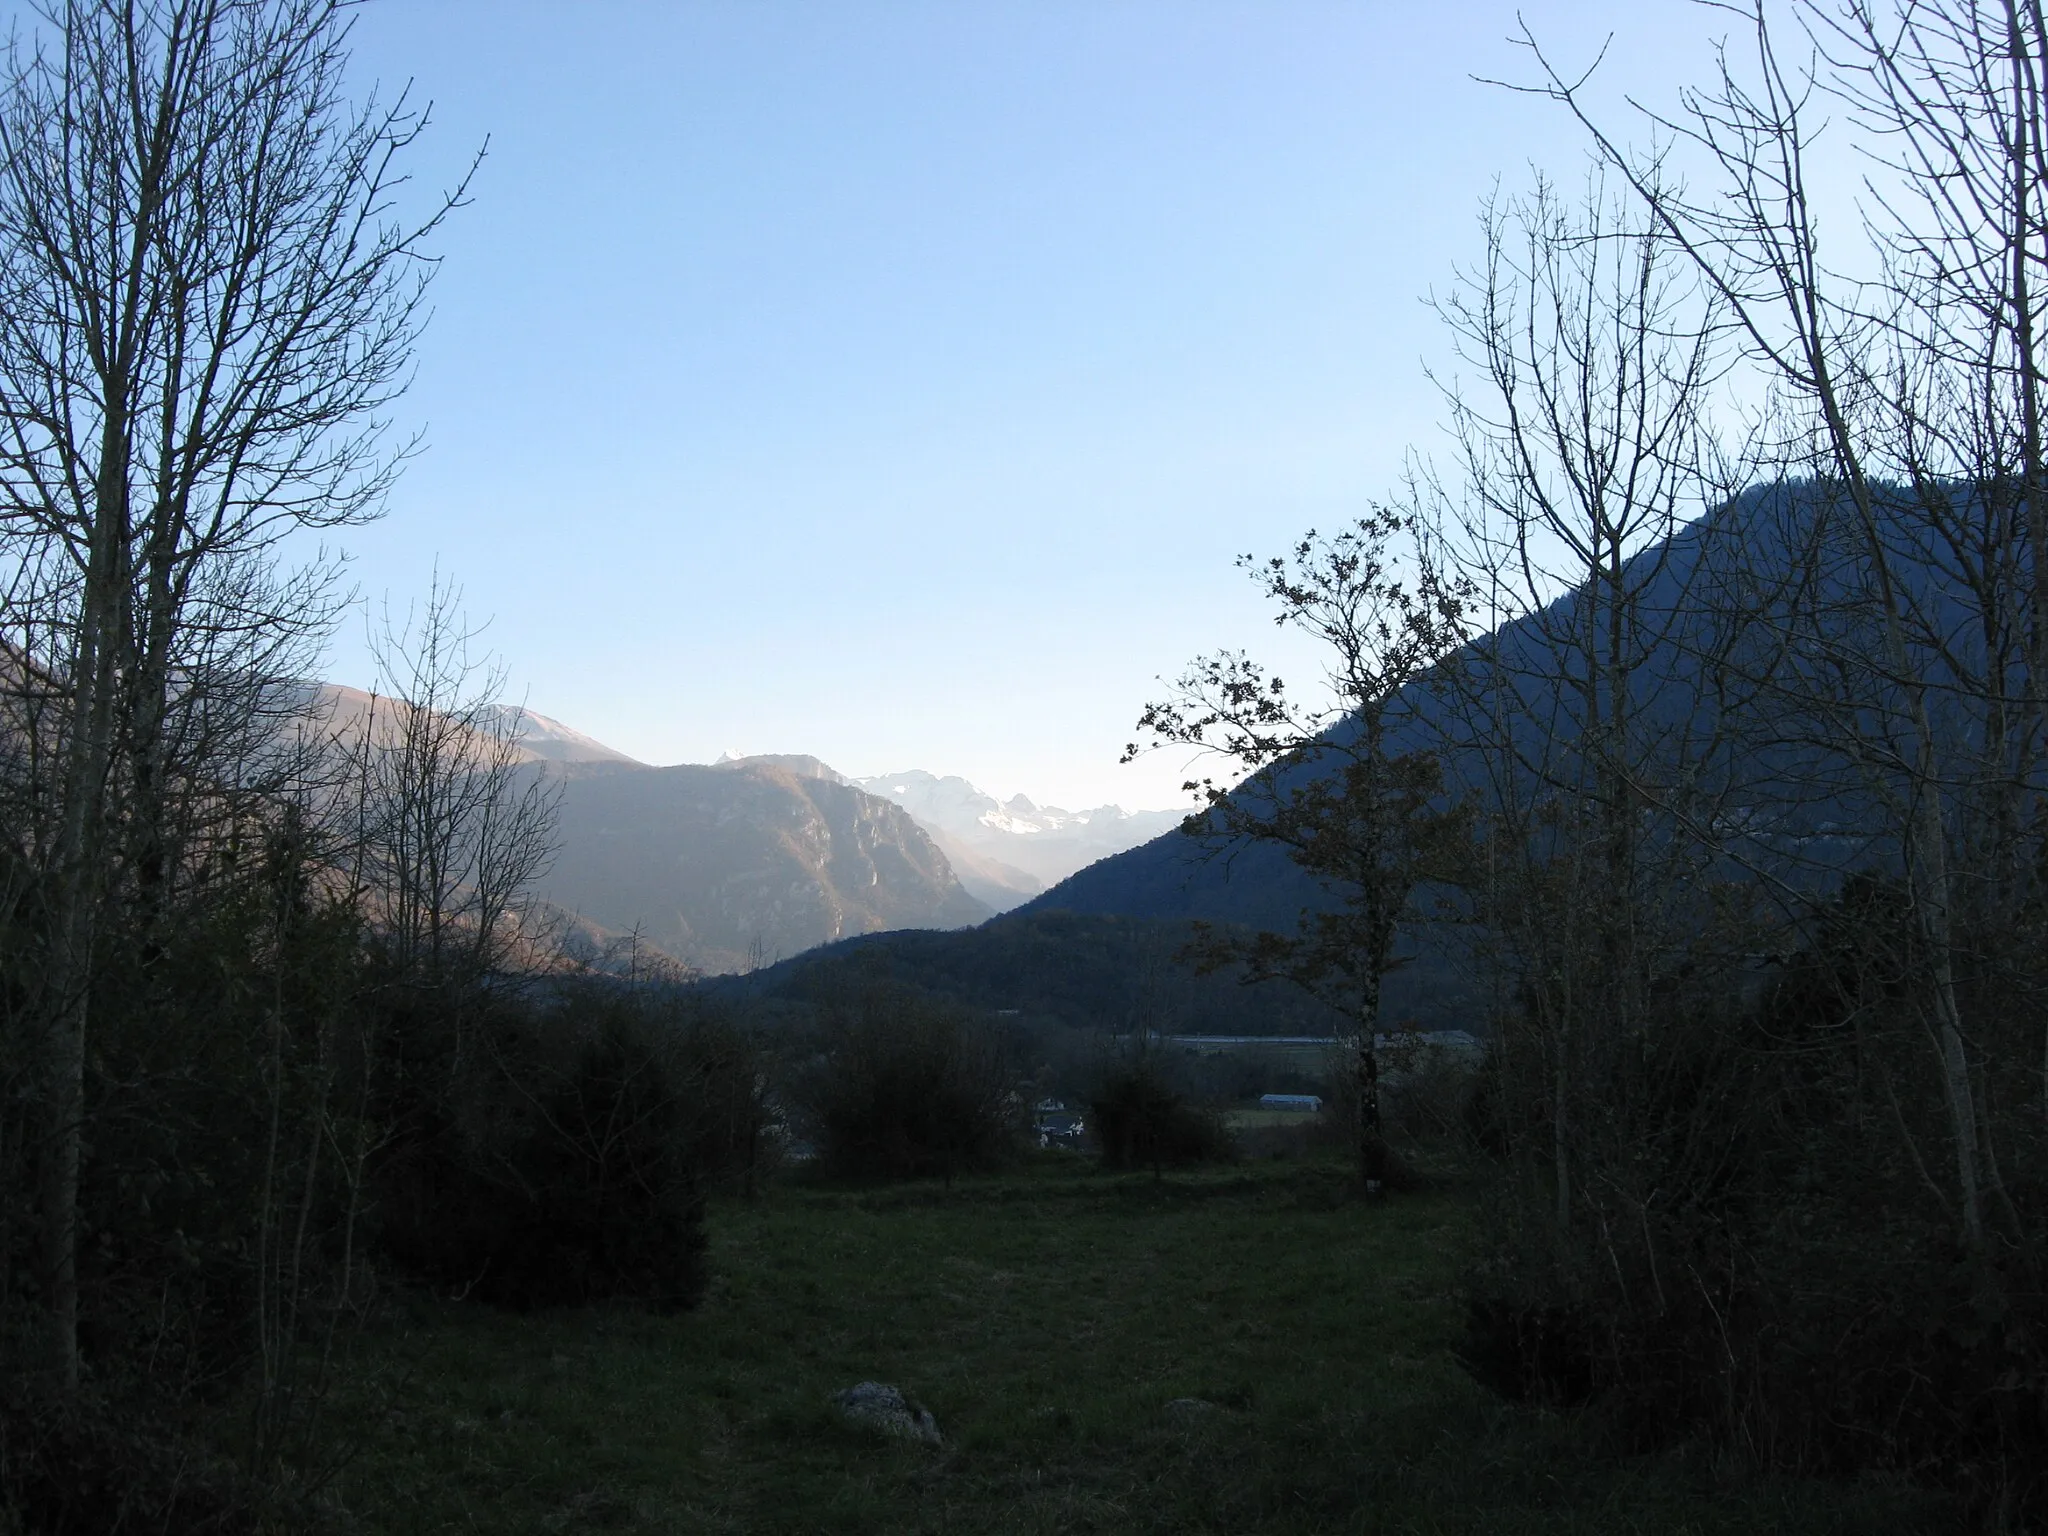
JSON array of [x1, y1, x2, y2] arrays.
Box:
[[832, 1381, 942, 1446]]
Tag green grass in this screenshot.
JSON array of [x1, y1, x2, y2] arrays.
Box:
[[1224, 1107, 1325, 1129], [323, 1158, 1957, 1534]]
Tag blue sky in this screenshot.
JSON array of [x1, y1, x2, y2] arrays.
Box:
[[324, 2, 1740, 809]]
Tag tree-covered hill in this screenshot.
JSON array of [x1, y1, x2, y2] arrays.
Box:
[[701, 906, 1480, 1035]]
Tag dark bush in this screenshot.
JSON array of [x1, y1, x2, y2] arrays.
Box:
[[787, 986, 1019, 1181], [0, 1390, 257, 1536], [1459, 878, 2048, 1515], [1377, 1040, 1481, 1145], [1090, 1064, 1234, 1172], [0, 837, 372, 1529], [1307, 1041, 1467, 1176], [1453, 1295, 1597, 1407], [370, 982, 752, 1311]]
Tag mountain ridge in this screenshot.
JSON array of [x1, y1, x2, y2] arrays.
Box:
[[536, 758, 989, 975], [304, 687, 1193, 968]]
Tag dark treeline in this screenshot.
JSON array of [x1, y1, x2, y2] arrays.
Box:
[[708, 908, 1368, 1036], [0, 536, 775, 1524]]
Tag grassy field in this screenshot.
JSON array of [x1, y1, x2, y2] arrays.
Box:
[[1224, 1108, 1325, 1129], [324, 1158, 1958, 1534]]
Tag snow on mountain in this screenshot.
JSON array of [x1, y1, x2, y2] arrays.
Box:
[[853, 770, 1183, 894], [296, 686, 1174, 930]]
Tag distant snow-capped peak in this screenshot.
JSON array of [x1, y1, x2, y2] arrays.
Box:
[[852, 769, 1181, 886]]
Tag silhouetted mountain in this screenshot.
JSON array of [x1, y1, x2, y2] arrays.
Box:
[[1020, 831, 1307, 929], [1015, 480, 1941, 1036], [545, 480, 1971, 1030]]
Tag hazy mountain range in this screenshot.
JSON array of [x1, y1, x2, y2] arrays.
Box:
[[540, 758, 987, 975], [311, 479, 1990, 1002], [698, 756, 1186, 910], [304, 686, 1179, 974]]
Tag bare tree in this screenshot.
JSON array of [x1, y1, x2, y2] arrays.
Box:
[[0, 0, 473, 1391], [1426, 174, 1760, 1234], [1513, 0, 2048, 1253], [355, 575, 561, 1000]]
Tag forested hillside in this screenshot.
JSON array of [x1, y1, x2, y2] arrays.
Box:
[[708, 907, 1391, 1035]]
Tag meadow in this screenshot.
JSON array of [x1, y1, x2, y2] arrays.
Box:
[[324, 1157, 1958, 1534]]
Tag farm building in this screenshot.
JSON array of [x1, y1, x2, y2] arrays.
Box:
[[1258, 1093, 1323, 1112]]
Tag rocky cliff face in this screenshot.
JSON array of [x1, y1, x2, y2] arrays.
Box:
[[537, 760, 990, 974], [720, 756, 1048, 913]]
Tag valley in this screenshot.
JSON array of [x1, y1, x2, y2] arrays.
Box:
[[7, 2, 2041, 1528]]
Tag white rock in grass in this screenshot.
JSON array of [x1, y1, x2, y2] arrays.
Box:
[[832, 1381, 942, 1446]]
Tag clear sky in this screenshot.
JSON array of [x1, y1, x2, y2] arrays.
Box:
[[319, 1, 1747, 810]]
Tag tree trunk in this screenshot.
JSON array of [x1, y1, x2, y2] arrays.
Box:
[[1357, 1037, 1383, 1193], [37, 429, 132, 1393]]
